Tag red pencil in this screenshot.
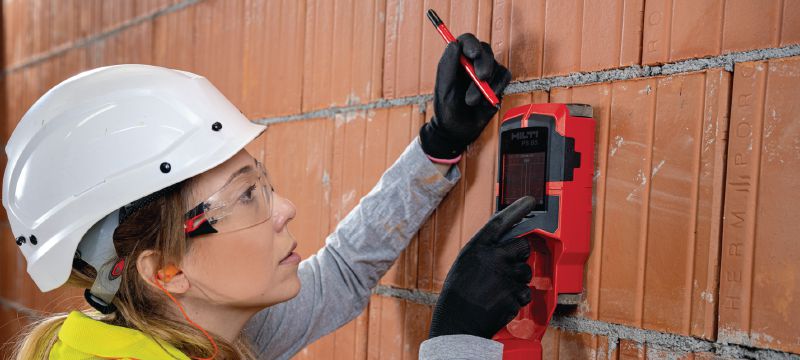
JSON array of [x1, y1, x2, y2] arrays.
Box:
[[426, 9, 501, 109]]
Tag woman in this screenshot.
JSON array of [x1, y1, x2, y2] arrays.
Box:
[[3, 33, 532, 359]]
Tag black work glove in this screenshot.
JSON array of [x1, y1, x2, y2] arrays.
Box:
[[419, 33, 513, 160], [429, 196, 535, 339]]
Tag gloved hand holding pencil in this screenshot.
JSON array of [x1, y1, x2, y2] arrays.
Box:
[[419, 32, 512, 162]]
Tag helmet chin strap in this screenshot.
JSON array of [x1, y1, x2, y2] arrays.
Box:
[[77, 209, 123, 314]]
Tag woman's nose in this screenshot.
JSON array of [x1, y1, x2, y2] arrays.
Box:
[[272, 192, 296, 231]]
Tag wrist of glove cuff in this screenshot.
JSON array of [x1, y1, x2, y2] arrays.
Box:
[[419, 120, 469, 160]]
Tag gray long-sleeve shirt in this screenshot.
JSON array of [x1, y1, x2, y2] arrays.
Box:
[[243, 137, 503, 359]]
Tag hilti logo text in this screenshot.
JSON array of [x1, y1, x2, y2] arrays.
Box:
[[511, 130, 540, 140]]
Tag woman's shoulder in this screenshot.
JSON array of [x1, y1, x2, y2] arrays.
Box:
[[50, 311, 190, 360]]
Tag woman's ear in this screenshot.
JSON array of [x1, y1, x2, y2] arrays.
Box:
[[137, 249, 190, 294]]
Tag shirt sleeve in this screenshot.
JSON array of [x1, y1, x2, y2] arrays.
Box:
[[244, 137, 461, 360], [419, 335, 504, 360]]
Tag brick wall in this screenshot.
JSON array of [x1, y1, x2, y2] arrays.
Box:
[[1, 1, 799, 359]]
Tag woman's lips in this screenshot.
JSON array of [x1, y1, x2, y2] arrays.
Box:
[[279, 252, 301, 265], [279, 242, 300, 265]]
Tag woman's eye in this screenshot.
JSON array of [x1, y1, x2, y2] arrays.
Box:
[[240, 185, 256, 203]]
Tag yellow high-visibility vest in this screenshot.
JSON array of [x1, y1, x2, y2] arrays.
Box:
[[50, 311, 190, 360]]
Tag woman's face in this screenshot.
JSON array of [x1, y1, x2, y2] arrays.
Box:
[[178, 148, 300, 309]]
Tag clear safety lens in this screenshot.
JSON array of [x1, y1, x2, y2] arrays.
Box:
[[185, 160, 273, 236]]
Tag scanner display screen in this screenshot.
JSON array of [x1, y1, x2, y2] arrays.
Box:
[[500, 127, 548, 212]]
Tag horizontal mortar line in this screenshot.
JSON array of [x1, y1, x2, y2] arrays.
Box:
[[373, 285, 800, 359], [254, 43, 800, 127], [2, 0, 205, 77], [372, 284, 439, 306], [254, 95, 433, 126]]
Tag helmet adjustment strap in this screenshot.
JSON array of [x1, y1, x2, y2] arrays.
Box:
[[77, 209, 124, 314]]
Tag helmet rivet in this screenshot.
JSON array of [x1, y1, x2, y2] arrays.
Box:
[[160, 162, 171, 173], [29, 235, 37, 245], [16, 236, 26, 246], [211, 122, 222, 131]]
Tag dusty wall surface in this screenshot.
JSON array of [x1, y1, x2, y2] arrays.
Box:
[[1, 1, 799, 359]]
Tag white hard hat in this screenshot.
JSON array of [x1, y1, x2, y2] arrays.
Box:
[[2, 64, 266, 298]]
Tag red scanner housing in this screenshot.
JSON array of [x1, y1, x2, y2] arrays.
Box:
[[492, 103, 595, 360]]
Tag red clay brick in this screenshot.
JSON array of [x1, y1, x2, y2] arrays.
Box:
[[539, 326, 559, 358], [325, 310, 368, 360], [3, 70, 24, 143], [781, 0, 800, 46], [493, 0, 643, 80], [329, 0, 357, 107], [581, 0, 644, 73], [50, 0, 78, 52], [642, 345, 722, 359], [100, 0, 135, 32], [688, 70, 731, 340], [568, 71, 730, 337], [542, 0, 584, 76], [77, 1, 104, 40], [643, 0, 800, 65], [327, 0, 387, 107], [391, 0, 424, 98], [302, 0, 335, 111], [120, 21, 153, 65], [193, 0, 245, 109], [243, 131, 267, 165], [619, 339, 645, 360], [722, 1, 783, 53], [558, 330, 601, 359], [644, 346, 694, 360], [2, 0, 28, 67], [366, 295, 432, 360], [550, 83, 614, 321], [385, 1, 493, 98], [134, 0, 180, 18], [84, 21, 153, 68], [642, 0, 724, 65], [152, 4, 195, 71], [56, 47, 89, 85], [719, 57, 800, 354], [30, 0, 53, 61], [377, 295, 404, 359], [596, 78, 657, 328], [349, 0, 386, 104], [539, 328, 615, 359], [418, 1, 493, 95], [493, 0, 545, 81], [0, 224, 19, 301], [641, 73, 723, 336], [303, 1, 385, 111], [418, 0, 452, 96]]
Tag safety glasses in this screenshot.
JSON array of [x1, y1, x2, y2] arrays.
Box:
[[183, 159, 274, 238]]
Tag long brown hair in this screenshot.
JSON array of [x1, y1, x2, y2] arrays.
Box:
[[9, 178, 257, 359]]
